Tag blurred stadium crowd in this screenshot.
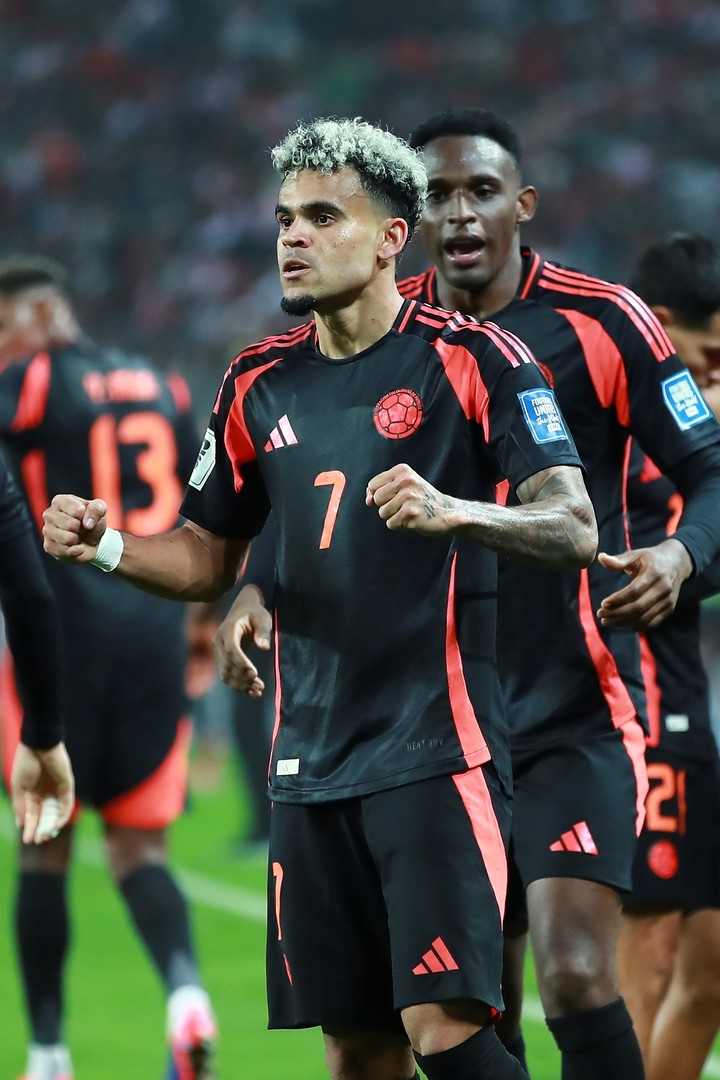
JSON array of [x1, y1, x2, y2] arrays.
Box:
[[2, 0, 720, 393]]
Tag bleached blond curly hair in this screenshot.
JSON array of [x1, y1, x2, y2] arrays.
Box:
[[271, 117, 427, 240]]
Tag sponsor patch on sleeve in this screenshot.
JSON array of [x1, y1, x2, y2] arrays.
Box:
[[517, 388, 570, 445], [661, 370, 711, 430], [188, 428, 216, 490]]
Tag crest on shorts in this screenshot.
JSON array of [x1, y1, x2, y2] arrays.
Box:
[[373, 388, 423, 440], [647, 839, 679, 879]]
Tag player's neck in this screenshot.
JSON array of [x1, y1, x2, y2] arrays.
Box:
[[434, 248, 524, 321], [315, 282, 404, 359]]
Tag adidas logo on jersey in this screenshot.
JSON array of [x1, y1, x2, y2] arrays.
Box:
[[264, 415, 299, 452]]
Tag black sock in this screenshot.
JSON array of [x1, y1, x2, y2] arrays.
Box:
[[119, 865, 200, 992], [415, 1025, 528, 1078], [14, 871, 69, 1045], [502, 1032, 530, 1074], [546, 997, 645, 1080]]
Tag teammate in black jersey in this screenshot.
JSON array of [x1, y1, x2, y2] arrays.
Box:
[[222, 111, 720, 1080], [0, 453, 74, 845], [616, 234, 720, 1080], [0, 257, 216, 1080], [43, 118, 597, 1080]]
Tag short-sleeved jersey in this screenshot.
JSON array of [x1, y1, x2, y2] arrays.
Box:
[[400, 250, 720, 748], [0, 340, 199, 658], [180, 299, 583, 803], [628, 443, 718, 761]]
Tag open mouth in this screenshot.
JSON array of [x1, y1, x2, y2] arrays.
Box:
[[443, 237, 485, 265], [282, 260, 311, 279]]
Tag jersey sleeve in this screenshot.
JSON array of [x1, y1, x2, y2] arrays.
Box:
[[179, 359, 270, 540], [0, 458, 64, 749], [461, 322, 584, 489]]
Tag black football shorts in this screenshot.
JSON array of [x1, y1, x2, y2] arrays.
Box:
[[625, 744, 720, 913], [505, 721, 647, 928], [266, 762, 512, 1032]]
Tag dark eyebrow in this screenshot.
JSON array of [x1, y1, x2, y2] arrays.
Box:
[[275, 200, 345, 217], [427, 174, 500, 187]]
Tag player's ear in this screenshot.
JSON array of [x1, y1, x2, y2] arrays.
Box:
[[650, 305, 674, 328], [378, 218, 409, 265], [517, 185, 538, 225]]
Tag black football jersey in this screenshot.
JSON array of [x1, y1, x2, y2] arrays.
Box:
[[400, 250, 720, 747], [627, 444, 718, 760], [0, 340, 200, 656], [181, 299, 583, 802]]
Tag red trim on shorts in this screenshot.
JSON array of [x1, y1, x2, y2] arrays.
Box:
[[577, 568, 637, 728], [11, 352, 52, 432], [1, 650, 23, 790], [100, 717, 192, 828], [445, 553, 491, 766], [639, 633, 662, 749], [268, 616, 283, 784], [555, 308, 630, 426], [619, 716, 649, 835], [452, 767, 507, 921]]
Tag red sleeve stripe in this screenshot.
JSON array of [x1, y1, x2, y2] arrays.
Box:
[[224, 358, 283, 491], [397, 271, 428, 298], [445, 552, 492, 767], [539, 266, 675, 362], [241, 322, 314, 358], [433, 336, 490, 437], [555, 307, 630, 426], [10, 352, 52, 432], [478, 322, 524, 367], [416, 311, 449, 329]]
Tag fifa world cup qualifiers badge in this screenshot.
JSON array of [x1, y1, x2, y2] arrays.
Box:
[[189, 428, 216, 489], [661, 370, 712, 431], [517, 388, 570, 445]]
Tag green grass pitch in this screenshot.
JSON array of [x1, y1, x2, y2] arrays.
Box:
[[1, 751, 718, 1078]]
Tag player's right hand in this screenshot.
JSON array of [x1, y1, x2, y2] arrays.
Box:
[[214, 584, 272, 697], [42, 494, 108, 562]]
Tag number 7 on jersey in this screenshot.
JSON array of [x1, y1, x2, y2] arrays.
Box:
[[314, 470, 346, 550]]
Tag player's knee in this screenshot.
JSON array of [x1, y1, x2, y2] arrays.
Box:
[[678, 972, 720, 1021], [323, 1030, 412, 1080], [538, 949, 617, 1015], [401, 999, 492, 1056]]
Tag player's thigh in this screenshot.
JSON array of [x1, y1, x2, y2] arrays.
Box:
[[267, 797, 403, 1033], [363, 763, 511, 1017], [511, 725, 643, 894]]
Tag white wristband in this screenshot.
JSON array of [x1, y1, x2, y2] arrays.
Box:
[[91, 527, 124, 572]]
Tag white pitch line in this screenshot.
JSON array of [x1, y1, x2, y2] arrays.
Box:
[[2, 812, 720, 1076]]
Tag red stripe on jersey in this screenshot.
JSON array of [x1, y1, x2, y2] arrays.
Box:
[[577, 568, 637, 728], [445, 552, 491, 766], [452, 766, 507, 920], [166, 372, 192, 413], [269, 617, 283, 785], [639, 633, 662, 749], [622, 436, 632, 549], [20, 448, 48, 533], [539, 267, 675, 362], [486, 323, 537, 368], [556, 308, 630, 426], [478, 323, 524, 368], [415, 312, 447, 329], [10, 352, 52, 432], [220, 359, 283, 489], [397, 300, 417, 334], [519, 251, 543, 298], [432, 337, 490, 439], [621, 716, 649, 835], [243, 322, 314, 357]]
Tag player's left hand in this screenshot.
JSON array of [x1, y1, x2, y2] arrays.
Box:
[[366, 464, 456, 536], [10, 742, 75, 844], [596, 538, 694, 629]]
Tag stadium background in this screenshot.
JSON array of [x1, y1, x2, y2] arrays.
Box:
[[1, 0, 720, 1076]]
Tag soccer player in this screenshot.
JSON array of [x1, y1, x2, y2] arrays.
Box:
[[616, 233, 720, 1080], [0, 257, 217, 1080], [399, 109, 720, 1080], [0, 453, 74, 845], [42, 117, 598, 1080]]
